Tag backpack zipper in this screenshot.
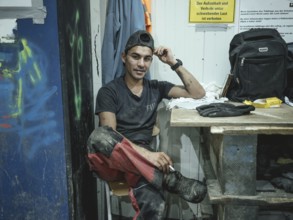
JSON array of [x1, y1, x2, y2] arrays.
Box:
[[236, 57, 245, 84], [240, 57, 245, 66]]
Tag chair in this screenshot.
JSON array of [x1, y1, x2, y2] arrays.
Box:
[[105, 180, 130, 220], [95, 176, 131, 220]]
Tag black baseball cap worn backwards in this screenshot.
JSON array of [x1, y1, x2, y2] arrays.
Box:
[[124, 30, 154, 53]]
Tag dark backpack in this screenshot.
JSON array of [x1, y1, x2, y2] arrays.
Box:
[[226, 28, 288, 102]]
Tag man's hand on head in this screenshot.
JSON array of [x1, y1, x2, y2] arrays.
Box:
[[154, 46, 177, 66]]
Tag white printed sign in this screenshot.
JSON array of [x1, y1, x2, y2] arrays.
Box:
[[239, 0, 293, 42]]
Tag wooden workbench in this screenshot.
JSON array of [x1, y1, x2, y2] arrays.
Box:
[[171, 103, 293, 128], [170, 104, 293, 220]]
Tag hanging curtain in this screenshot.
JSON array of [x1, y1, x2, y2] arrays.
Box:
[[101, 0, 147, 85]]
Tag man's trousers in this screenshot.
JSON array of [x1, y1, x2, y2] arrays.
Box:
[[87, 126, 166, 220]]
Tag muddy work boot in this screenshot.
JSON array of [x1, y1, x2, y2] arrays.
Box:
[[163, 171, 207, 203]]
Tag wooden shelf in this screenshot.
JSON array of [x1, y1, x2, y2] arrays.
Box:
[[207, 179, 293, 206]]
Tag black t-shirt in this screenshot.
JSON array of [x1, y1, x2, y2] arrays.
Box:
[[96, 76, 174, 145]]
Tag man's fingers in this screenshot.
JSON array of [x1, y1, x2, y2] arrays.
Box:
[[162, 153, 173, 166], [157, 153, 173, 173], [151, 152, 173, 173]]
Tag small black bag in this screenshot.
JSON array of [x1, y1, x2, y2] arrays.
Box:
[[226, 28, 288, 102]]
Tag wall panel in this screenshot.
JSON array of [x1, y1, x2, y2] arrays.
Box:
[[0, 0, 69, 219]]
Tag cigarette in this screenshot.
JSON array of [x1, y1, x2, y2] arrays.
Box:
[[169, 165, 175, 171]]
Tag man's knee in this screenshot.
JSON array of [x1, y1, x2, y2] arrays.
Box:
[[87, 126, 123, 157]]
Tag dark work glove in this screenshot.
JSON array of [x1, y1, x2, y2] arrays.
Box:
[[196, 103, 255, 117]]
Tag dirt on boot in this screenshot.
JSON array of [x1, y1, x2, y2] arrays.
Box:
[[163, 171, 207, 203]]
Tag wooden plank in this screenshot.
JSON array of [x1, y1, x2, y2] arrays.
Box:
[[207, 179, 293, 206], [210, 126, 293, 135], [170, 104, 293, 127]]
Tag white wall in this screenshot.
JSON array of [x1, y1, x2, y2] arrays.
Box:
[[90, 0, 102, 103], [151, 0, 236, 88], [90, 0, 105, 127], [151, 0, 293, 86]]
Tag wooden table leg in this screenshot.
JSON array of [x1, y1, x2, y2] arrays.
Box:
[[215, 134, 258, 220]]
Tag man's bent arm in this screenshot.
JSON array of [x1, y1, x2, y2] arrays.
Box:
[[154, 46, 206, 99], [169, 65, 206, 99]]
